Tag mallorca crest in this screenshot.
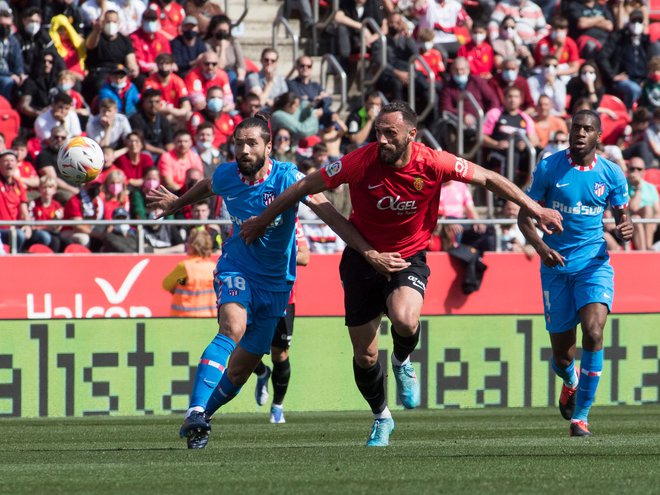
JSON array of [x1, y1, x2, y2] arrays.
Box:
[[263, 190, 276, 206], [593, 182, 605, 197], [413, 177, 424, 191]]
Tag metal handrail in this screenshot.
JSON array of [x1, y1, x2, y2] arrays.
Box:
[[408, 55, 436, 123], [320, 54, 347, 112], [505, 131, 537, 185], [311, 0, 339, 56], [416, 128, 442, 150], [224, 0, 249, 27], [359, 17, 386, 90], [272, 14, 300, 79], [456, 90, 484, 160]]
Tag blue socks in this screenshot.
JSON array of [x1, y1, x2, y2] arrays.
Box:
[[573, 350, 604, 423], [189, 333, 236, 409], [205, 373, 242, 416], [552, 358, 579, 389]]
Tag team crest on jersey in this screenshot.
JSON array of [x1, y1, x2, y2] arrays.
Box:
[[325, 160, 342, 177], [413, 177, 424, 191], [263, 190, 276, 205], [593, 182, 606, 197]]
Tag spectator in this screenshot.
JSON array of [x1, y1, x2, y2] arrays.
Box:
[[0, 9, 26, 101], [86, 98, 132, 149], [158, 129, 203, 192], [99, 169, 130, 220], [189, 200, 222, 252], [34, 92, 82, 141], [144, 205, 185, 253], [235, 92, 261, 124], [12, 137, 39, 193], [170, 16, 207, 79], [49, 14, 86, 77], [56, 70, 90, 122], [129, 88, 175, 158], [597, 9, 655, 110], [195, 122, 224, 179], [185, 51, 234, 113], [188, 85, 236, 149], [639, 56, 660, 112], [130, 5, 172, 86], [534, 16, 580, 82], [162, 228, 216, 316], [115, 132, 154, 189], [539, 129, 569, 160], [488, 0, 547, 48], [412, 0, 472, 61], [0, 149, 31, 252], [287, 55, 333, 125], [100, 206, 138, 253], [245, 48, 288, 110], [154, 0, 186, 41], [567, 0, 615, 60], [490, 15, 535, 73], [271, 127, 297, 163], [17, 52, 60, 131], [534, 94, 569, 149], [345, 90, 382, 148], [98, 145, 121, 185], [319, 114, 347, 162], [527, 54, 567, 114], [34, 126, 79, 203], [280, 0, 315, 37], [15, 6, 63, 76], [610, 0, 648, 31], [270, 91, 322, 142], [457, 22, 493, 80], [144, 53, 193, 123], [498, 200, 536, 256], [184, 0, 224, 37], [130, 166, 161, 219], [29, 175, 65, 252], [98, 63, 141, 117], [489, 57, 535, 113], [331, 0, 387, 71], [415, 26, 447, 81], [482, 85, 539, 183], [45, 0, 88, 35], [83, 10, 139, 103], [566, 60, 605, 115], [205, 14, 246, 97], [623, 107, 660, 165], [627, 156, 660, 250], [80, 0, 146, 37]]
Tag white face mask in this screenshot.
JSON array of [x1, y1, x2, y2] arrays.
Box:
[[104, 22, 119, 37], [629, 21, 644, 36], [503, 69, 518, 82], [144, 21, 159, 34], [581, 71, 597, 84], [58, 82, 74, 92], [25, 22, 40, 36], [117, 224, 131, 235], [543, 65, 557, 77], [502, 27, 516, 39], [473, 33, 487, 45], [423, 41, 434, 51], [198, 140, 212, 150]]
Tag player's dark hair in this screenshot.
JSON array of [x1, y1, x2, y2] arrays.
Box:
[[380, 100, 417, 128], [573, 109, 602, 131], [234, 111, 272, 144]]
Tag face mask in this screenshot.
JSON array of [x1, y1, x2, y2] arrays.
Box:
[[25, 22, 40, 36], [207, 97, 224, 113], [111, 80, 128, 89], [116, 224, 131, 235], [144, 21, 159, 34], [581, 71, 597, 84], [143, 179, 160, 192], [183, 30, 197, 40], [543, 65, 557, 77], [629, 22, 644, 36], [473, 33, 486, 45], [502, 27, 515, 39], [453, 73, 468, 88], [157, 68, 171, 78], [502, 69, 518, 82], [423, 41, 434, 51], [198, 140, 213, 150], [109, 183, 124, 196], [556, 141, 569, 151], [148, 211, 159, 220], [551, 30, 566, 43], [0, 25, 10, 39], [104, 22, 119, 37], [58, 82, 73, 92]]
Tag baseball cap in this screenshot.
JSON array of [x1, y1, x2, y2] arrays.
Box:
[[0, 149, 17, 159], [146, 3, 162, 19], [112, 63, 129, 75], [183, 15, 198, 26], [630, 9, 644, 22], [112, 207, 130, 219]]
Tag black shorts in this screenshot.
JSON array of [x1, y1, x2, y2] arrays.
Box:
[[339, 247, 431, 327], [271, 303, 295, 350]]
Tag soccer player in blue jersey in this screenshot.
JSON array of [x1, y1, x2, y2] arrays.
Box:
[[518, 110, 634, 437], [146, 113, 388, 449]]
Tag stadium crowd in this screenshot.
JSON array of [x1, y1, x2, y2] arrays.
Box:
[[0, 0, 659, 254]]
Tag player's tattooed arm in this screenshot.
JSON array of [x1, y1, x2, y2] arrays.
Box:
[[612, 209, 633, 242], [146, 179, 214, 217], [517, 208, 565, 267]]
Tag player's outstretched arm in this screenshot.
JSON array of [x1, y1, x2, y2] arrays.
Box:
[[469, 165, 563, 235], [307, 194, 411, 274], [146, 179, 214, 218], [240, 171, 328, 244], [518, 208, 565, 267]]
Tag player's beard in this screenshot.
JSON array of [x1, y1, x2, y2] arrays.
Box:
[[378, 140, 407, 165], [237, 153, 266, 177]]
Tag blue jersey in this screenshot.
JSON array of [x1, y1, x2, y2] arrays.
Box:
[[527, 149, 628, 273], [212, 159, 304, 292]]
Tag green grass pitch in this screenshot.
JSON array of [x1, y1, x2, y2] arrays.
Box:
[[1, 406, 659, 495]]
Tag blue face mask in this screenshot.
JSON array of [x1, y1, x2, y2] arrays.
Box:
[[453, 73, 468, 88], [111, 80, 128, 90], [207, 97, 224, 113]]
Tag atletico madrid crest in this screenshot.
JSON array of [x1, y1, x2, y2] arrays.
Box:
[[413, 177, 424, 191], [593, 182, 605, 197], [263, 191, 276, 205]]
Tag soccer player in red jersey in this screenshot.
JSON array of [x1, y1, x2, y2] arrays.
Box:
[[241, 101, 564, 447]]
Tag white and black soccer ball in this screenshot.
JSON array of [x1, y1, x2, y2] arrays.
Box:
[[57, 136, 105, 185]]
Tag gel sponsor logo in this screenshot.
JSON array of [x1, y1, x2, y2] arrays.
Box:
[[551, 201, 603, 216], [376, 195, 418, 213]]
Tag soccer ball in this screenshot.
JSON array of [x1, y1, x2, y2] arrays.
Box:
[[57, 136, 105, 185]]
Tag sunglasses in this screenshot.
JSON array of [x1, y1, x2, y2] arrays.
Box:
[[298, 64, 312, 69], [628, 167, 644, 172], [275, 135, 290, 141], [263, 58, 277, 64], [544, 64, 558, 68]]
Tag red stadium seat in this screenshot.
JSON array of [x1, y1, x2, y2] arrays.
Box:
[[599, 94, 631, 145], [644, 168, 660, 195], [0, 95, 20, 147], [28, 243, 54, 253], [651, 0, 660, 21], [64, 243, 92, 254], [650, 22, 660, 43], [244, 57, 260, 74]]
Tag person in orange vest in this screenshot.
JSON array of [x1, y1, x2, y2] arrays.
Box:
[[162, 228, 217, 317]]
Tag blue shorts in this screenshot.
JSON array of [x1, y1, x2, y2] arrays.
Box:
[[540, 257, 614, 333], [214, 271, 290, 355]]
